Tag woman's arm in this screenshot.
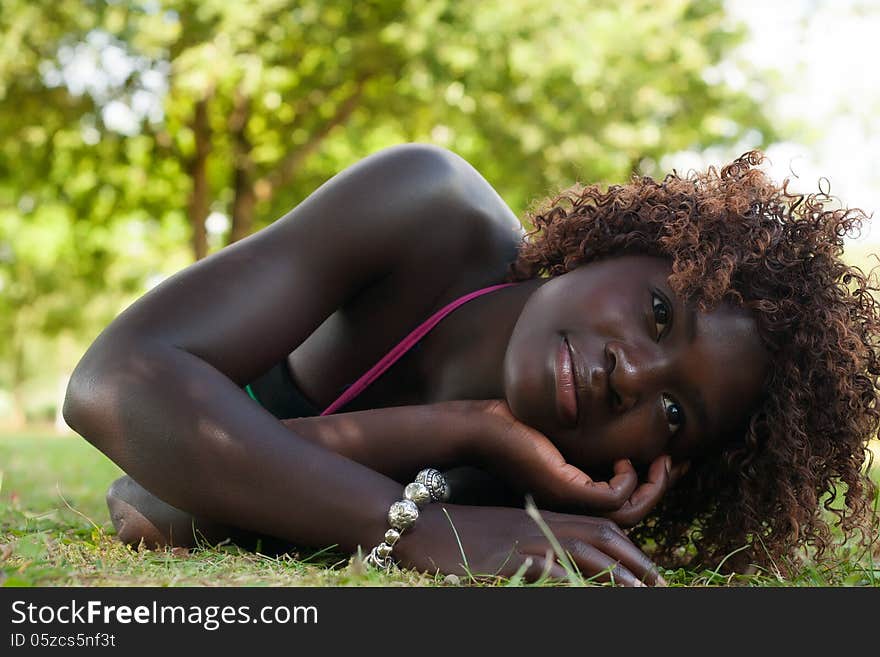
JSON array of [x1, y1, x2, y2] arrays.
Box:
[[286, 399, 683, 527], [283, 402, 475, 481], [63, 144, 505, 552]]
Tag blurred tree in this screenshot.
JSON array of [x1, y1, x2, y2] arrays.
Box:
[[0, 0, 183, 423], [0, 0, 777, 424], [81, 0, 778, 258]]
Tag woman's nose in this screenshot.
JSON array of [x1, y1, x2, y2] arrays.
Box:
[[605, 340, 669, 413]]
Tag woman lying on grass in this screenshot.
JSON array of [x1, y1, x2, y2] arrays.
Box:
[[63, 145, 879, 586]]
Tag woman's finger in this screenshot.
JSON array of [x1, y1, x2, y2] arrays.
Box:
[[516, 552, 571, 583], [569, 542, 645, 587], [556, 518, 666, 586], [669, 459, 691, 485], [604, 455, 671, 528], [535, 460, 640, 512], [484, 400, 642, 512], [522, 538, 645, 587], [601, 458, 642, 506], [522, 507, 664, 585], [506, 430, 639, 511]]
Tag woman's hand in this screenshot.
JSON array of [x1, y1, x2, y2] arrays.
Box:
[[282, 400, 686, 527], [394, 502, 665, 586], [464, 400, 688, 528]]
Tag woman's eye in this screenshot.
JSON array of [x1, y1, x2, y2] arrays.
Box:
[[661, 394, 684, 434], [652, 292, 671, 339]]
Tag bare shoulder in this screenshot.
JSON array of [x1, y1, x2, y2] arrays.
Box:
[[272, 142, 523, 287], [308, 142, 523, 255], [357, 143, 524, 269], [415, 143, 524, 238]]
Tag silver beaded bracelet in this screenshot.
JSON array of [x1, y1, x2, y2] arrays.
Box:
[[364, 468, 450, 571]]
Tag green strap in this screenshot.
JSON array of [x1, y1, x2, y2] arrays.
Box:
[[244, 384, 261, 404]]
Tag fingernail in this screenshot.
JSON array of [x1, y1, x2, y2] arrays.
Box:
[[656, 574, 668, 587], [664, 456, 672, 474], [634, 580, 646, 587]]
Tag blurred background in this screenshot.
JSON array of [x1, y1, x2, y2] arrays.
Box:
[[1, 0, 879, 433]]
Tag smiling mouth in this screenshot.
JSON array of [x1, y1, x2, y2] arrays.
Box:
[[555, 336, 579, 428]]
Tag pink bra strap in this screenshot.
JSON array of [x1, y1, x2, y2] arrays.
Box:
[[320, 282, 518, 415]]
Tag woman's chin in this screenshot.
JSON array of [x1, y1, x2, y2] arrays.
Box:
[[505, 392, 550, 435]]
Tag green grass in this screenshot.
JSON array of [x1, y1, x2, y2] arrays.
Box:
[[1, 432, 878, 587]]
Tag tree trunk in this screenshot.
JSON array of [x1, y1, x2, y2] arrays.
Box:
[[187, 97, 211, 261], [229, 89, 255, 244]]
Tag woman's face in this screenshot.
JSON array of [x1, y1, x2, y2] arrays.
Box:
[[503, 255, 768, 474]]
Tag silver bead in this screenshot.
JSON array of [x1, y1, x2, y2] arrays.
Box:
[[388, 499, 419, 530], [404, 481, 431, 507], [415, 468, 450, 502], [365, 546, 394, 571], [384, 529, 401, 545], [376, 542, 394, 558]]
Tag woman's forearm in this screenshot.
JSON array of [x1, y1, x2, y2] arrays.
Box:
[[282, 401, 482, 481], [63, 338, 405, 553]]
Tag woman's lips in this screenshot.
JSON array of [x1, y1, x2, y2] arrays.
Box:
[[555, 337, 579, 428]]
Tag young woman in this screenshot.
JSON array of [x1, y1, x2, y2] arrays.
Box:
[[63, 144, 879, 586]]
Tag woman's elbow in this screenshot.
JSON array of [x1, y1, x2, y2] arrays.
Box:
[[62, 338, 139, 450], [62, 366, 107, 444]]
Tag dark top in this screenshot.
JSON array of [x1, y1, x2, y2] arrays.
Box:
[[245, 361, 319, 419]]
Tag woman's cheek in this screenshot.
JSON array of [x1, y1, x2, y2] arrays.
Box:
[[569, 414, 662, 473]]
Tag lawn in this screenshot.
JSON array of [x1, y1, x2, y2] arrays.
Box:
[[1, 431, 878, 587]]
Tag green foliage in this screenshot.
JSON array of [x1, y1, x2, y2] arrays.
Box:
[[0, 0, 777, 417]]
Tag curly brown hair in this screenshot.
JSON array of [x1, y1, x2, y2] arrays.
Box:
[[508, 151, 880, 574]]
